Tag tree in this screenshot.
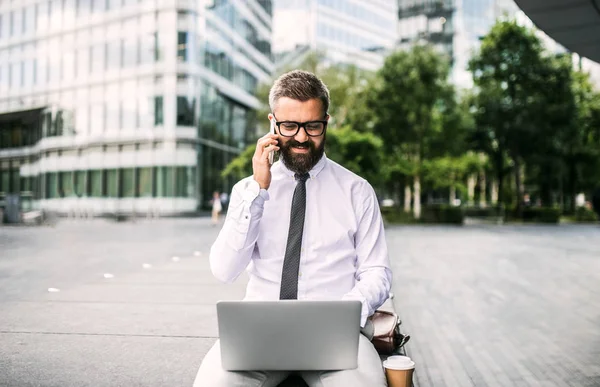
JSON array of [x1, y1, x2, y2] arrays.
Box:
[[325, 126, 384, 185], [363, 45, 455, 218], [469, 20, 559, 214], [221, 144, 254, 181]]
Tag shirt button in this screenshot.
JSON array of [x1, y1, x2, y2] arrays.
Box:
[[299, 272, 302, 277]]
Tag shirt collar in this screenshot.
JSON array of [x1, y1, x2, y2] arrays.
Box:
[[276, 153, 328, 179]]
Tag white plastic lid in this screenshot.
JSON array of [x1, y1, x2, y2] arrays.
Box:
[[383, 356, 415, 370]]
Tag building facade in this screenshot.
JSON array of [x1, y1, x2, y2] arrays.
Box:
[[397, 0, 519, 89], [397, 0, 600, 90], [0, 0, 273, 217], [272, 0, 398, 71]]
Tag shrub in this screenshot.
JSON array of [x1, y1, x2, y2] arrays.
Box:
[[575, 207, 598, 222], [521, 207, 561, 223], [422, 205, 464, 224], [464, 206, 505, 218], [381, 207, 417, 224]]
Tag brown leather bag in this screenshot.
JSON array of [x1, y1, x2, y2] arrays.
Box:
[[368, 309, 408, 355]]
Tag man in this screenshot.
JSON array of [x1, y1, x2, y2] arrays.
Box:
[[193, 70, 392, 386]]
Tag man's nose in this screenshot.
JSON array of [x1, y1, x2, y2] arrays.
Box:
[[294, 126, 309, 142]]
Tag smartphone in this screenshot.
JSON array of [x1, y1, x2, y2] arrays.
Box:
[[268, 118, 276, 165]]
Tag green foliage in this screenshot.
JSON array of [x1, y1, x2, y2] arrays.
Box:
[[366, 45, 453, 155], [326, 126, 383, 184], [575, 207, 599, 222], [218, 27, 600, 223], [221, 145, 254, 181], [421, 205, 465, 224], [380, 207, 418, 224], [463, 206, 506, 218], [520, 207, 561, 223]]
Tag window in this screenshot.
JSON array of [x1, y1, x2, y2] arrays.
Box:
[[91, 0, 107, 13], [154, 96, 163, 125], [177, 31, 188, 62], [10, 169, 20, 193], [75, 170, 86, 196], [1, 170, 10, 192], [122, 168, 135, 198], [106, 40, 120, 70], [154, 32, 161, 62], [138, 167, 152, 197], [107, 169, 118, 197], [155, 166, 165, 197], [122, 37, 137, 67], [91, 44, 104, 73], [46, 172, 59, 198], [155, 167, 174, 197], [76, 47, 88, 78], [107, 0, 120, 10], [177, 96, 195, 126], [21, 176, 32, 192], [90, 170, 102, 197], [176, 166, 195, 197], [60, 171, 74, 197], [77, 0, 91, 17], [9, 11, 14, 36], [90, 103, 105, 134]]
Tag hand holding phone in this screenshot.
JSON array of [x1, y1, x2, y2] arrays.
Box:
[[252, 120, 279, 190], [268, 118, 277, 165]]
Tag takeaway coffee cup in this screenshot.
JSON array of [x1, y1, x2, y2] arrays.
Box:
[[383, 356, 415, 387]]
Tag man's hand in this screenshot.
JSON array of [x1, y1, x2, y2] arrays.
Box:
[[252, 133, 280, 190]]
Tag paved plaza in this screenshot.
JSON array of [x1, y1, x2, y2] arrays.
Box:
[[0, 218, 599, 386]]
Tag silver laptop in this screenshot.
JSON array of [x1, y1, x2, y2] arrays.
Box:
[[216, 300, 362, 371]]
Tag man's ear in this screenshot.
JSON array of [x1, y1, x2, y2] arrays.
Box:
[[268, 113, 274, 121]]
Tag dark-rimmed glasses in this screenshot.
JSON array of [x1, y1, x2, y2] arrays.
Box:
[[272, 114, 328, 137]]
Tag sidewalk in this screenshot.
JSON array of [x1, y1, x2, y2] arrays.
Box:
[[2, 219, 599, 386], [0, 222, 241, 386]]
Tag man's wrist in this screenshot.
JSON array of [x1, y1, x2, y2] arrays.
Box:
[[244, 179, 270, 204]]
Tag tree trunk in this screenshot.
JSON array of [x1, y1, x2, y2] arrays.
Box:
[[449, 172, 456, 205], [413, 174, 421, 219], [496, 152, 504, 207], [479, 171, 487, 208], [539, 165, 553, 207], [568, 162, 577, 214], [515, 158, 524, 218], [404, 183, 411, 213], [394, 179, 401, 209], [491, 179, 499, 205], [467, 174, 476, 206]]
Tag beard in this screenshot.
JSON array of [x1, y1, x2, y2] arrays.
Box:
[[279, 137, 325, 175]]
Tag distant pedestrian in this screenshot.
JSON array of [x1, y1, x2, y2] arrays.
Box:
[[211, 191, 222, 226]]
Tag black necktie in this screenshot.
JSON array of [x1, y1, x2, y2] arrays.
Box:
[[279, 173, 310, 300]]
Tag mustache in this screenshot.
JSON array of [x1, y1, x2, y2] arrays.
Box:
[[285, 140, 315, 149]]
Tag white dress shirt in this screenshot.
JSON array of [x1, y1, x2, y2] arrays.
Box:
[[209, 155, 392, 327]]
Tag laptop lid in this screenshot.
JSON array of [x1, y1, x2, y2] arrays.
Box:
[[216, 300, 362, 371]]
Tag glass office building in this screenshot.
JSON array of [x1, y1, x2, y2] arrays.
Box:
[[398, 0, 518, 88], [273, 0, 398, 71], [0, 0, 273, 216]]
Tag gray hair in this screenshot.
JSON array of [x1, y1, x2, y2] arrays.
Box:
[[268, 70, 330, 116]]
